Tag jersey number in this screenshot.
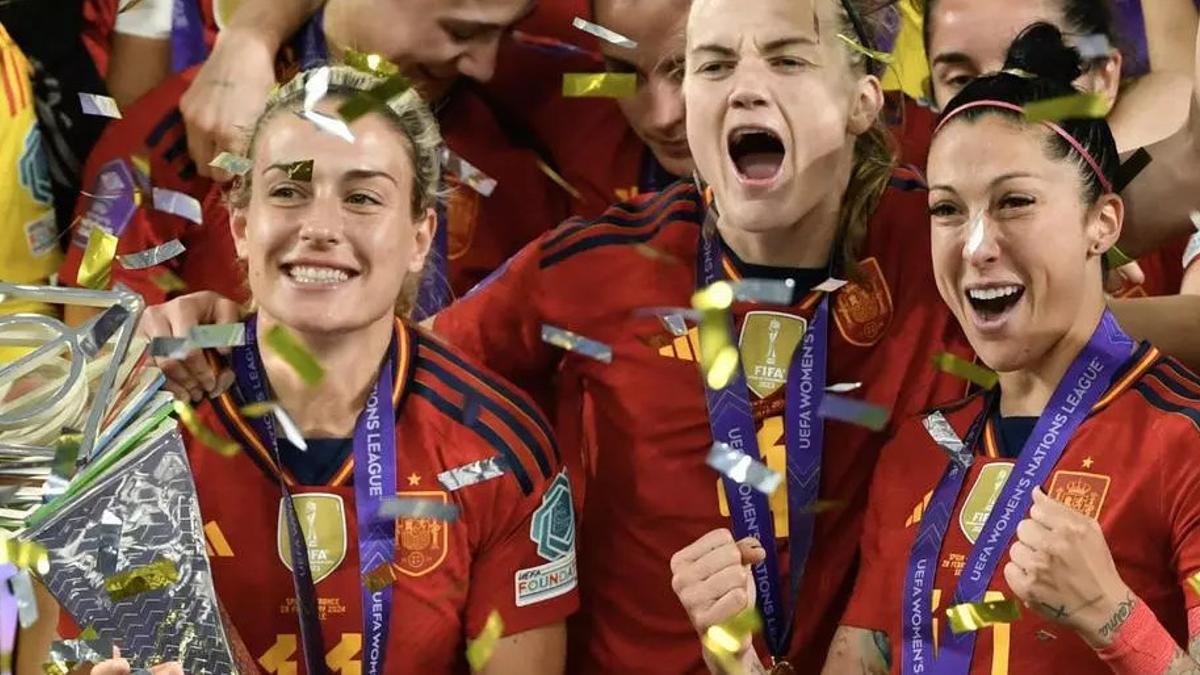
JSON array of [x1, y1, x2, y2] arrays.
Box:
[[259, 633, 362, 674], [929, 589, 1011, 675]]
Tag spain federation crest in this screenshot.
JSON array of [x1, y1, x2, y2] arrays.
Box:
[[395, 490, 450, 577], [959, 462, 1013, 544], [277, 493, 347, 584], [1048, 471, 1111, 519], [738, 311, 807, 399], [833, 257, 893, 347]]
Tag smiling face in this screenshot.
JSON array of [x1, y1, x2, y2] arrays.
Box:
[[927, 114, 1121, 373], [683, 0, 880, 236], [327, 0, 534, 101], [926, 0, 1121, 109], [594, 0, 692, 176], [232, 100, 435, 336]]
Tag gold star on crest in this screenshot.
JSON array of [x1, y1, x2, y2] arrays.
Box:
[[406, 473, 421, 486], [1082, 457, 1094, 469]]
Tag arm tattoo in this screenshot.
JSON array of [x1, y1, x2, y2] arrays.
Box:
[[1098, 593, 1137, 641]]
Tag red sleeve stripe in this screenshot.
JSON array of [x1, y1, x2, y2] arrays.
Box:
[[1143, 366, 1200, 407], [541, 182, 691, 252], [1093, 346, 1160, 412], [414, 341, 557, 482], [539, 185, 700, 266]]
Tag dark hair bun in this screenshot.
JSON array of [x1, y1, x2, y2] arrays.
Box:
[[1003, 23, 1083, 85]]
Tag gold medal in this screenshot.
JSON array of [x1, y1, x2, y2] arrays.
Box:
[[768, 659, 795, 675]]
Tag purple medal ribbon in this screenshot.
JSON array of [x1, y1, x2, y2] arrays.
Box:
[[0, 564, 15, 675], [169, 0, 208, 74], [232, 316, 398, 674], [901, 311, 1135, 674], [696, 213, 830, 657]]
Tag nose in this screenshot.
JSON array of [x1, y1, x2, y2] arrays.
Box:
[[298, 196, 345, 247], [456, 38, 501, 82], [729, 65, 770, 111], [646, 77, 686, 134], [963, 211, 1000, 266]]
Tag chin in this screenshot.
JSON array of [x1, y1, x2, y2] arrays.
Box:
[[656, 152, 694, 179]]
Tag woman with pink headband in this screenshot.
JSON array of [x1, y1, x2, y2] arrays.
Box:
[[676, 24, 1200, 674]]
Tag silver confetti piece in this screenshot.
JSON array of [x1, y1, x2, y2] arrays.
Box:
[[273, 406, 308, 451], [149, 336, 189, 358], [208, 152, 253, 176], [10, 570, 38, 629], [1074, 33, 1112, 61], [300, 109, 357, 143], [923, 411, 971, 470], [188, 323, 246, 349], [813, 278, 848, 293], [541, 324, 613, 363], [571, 16, 638, 49], [817, 394, 890, 431], [732, 278, 795, 304], [706, 442, 782, 495], [78, 93, 122, 119], [825, 381, 862, 393], [437, 456, 508, 492], [303, 66, 331, 111], [118, 239, 187, 269], [78, 304, 131, 357], [152, 187, 203, 225], [95, 510, 123, 576], [441, 148, 497, 197], [661, 314, 689, 337], [377, 496, 460, 522]]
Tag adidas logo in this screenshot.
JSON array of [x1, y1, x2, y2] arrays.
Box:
[[656, 328, 703, 362], [904, 490, 935, 528]]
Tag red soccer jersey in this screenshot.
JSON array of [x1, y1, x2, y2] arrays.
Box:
[[434, 179, 974, 672], [843, 344, 1200, 674], [188, 319, 578, 673], [60, 62, 571, 303]]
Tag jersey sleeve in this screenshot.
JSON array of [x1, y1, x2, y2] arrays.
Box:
[[1161, 408, 1200, 609], [433, 232, 563, 397], [463, 452, 579, 637]]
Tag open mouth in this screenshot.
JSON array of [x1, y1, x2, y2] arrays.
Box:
[[728, 126, 786, 183], [965, 284, 1025, 322], [281, 263, 360, 286]]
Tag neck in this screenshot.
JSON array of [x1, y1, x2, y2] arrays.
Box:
[[997, 301, 1107, 417], [256, 311, 395, 437], [718, 198, 841, 270]]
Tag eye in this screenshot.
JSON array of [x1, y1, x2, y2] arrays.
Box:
[[947, 74, 974, 88], [929, 201, 961, 219], [268, 184, 305, 201], [998, 194, 1035, 210], [770, 56, 811, 71], [696, 60, 734, 77], [346, 192, 382, 207], [443, 23, 482, 43]]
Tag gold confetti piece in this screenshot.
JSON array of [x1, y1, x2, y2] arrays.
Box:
[[118, 239, 186, 269], [208, 152, 253, 176], [932, 352, 998, 389], [633, 243, 684, 265], [1023, 92, 1109, 123], [701, 607, 762, 674], [571, 17, 638, 49], [536, 159, 583, 200], [173, 400, 240, 457], [264, 325, 325, 385], [283, 160, 314, 182], [945, 598, 1020, 634], [78, 93, 122, 119], [1188, 571, 1200, 596], [562, 73, 638, 98], [799, 499, 847, 515], [78, 227, 119, 290], [540, 325, 613, 363], [363, 562, 397, 592], [466, 610, 505, 672], [693, 281, 735, 311], [0, 538, 49, 575], [150, 269, 188, 294], [344, 49, 400, 77], [338, 74, 414, 123], [239, 401, 279, 418], [104, 557, 179, 602], [693, 282, 740, 388], [836, 33, 895, 64], [78, 627, 99, 641], [1104, 244, 1136, 269]]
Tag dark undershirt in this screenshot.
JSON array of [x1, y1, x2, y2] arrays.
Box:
[[996, 417, 1039, 459], [720, 241, 828, 305], [279, 437, 354, 485]]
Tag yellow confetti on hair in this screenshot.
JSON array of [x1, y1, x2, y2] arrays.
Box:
[[344, 49, 400, 77], [836, 33, 896, 65], [263, 325, 325, 386], [562, 73, 637, 98], [78, 227, 119, 290], [173, 400, 241, 457], [466, 610, 505, 672], [1023, 92, 1109, 123]]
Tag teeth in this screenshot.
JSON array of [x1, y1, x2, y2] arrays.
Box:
[[288, 265, 350, 284], [967, 285, 1022, 301]]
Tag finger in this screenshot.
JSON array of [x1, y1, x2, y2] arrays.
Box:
[[90, 658, 131, 675], [678, 565, 749, 613], [1119, 261, 1145, 286], [188, 132, 216, 179], [181, 348, 217, 394], [212, 368, 236, 398], [159, 359, 203, 400], [1015, 517, 1053, 551], [210, 298, 244, 354], [1030, 487, 1078, 529], [150, 663, 185, 675], [1003, 560, 1032, 602], [735, 537, 766, 565], [671, 529, 736, 571], [696, 584, 753, 632], [1008, 540, 1047, 573], [163, 381, 193, 402]]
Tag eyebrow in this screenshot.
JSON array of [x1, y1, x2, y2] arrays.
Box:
[[758, 36, 818, 53], [444, 0, 536, 33], [263, 164, 397, 185], [928, 172, 1037, 193], [931, 51, 974, 69], [691, 43, 737, 57]]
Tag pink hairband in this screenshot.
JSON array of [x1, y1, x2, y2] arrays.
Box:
[[933, 99, 1114, 194]]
